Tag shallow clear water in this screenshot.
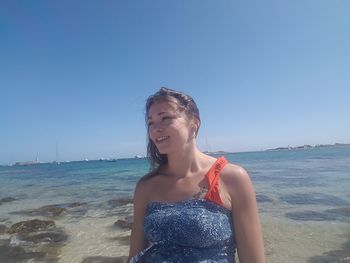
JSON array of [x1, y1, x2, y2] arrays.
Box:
[[1, 147, 349, 262]]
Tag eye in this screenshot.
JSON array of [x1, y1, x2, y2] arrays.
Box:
[[147, 122, 154, 127], [161, 116, 172, 124], [162, 116, 173, 121]]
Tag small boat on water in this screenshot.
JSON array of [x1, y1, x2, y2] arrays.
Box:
[[105, 158, 118, 162]]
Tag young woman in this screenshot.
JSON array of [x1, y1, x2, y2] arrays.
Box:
[[128, 87, 265, 263]]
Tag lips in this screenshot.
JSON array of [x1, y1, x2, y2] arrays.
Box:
[[155, 136, 170, 143]]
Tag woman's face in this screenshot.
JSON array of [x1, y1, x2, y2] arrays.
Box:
[[147, 100, 194, 154]]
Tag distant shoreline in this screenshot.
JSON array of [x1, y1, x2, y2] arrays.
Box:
[[264, 142, 350, 151], [3, 143, 350, 167], [204, 143, 350, 155]]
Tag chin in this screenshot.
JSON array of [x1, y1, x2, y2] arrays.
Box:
[[157, 148, 169, 155], [156, 145, 173, 155]]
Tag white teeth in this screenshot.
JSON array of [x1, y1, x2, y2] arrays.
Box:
[[156, 136, 169, 142]]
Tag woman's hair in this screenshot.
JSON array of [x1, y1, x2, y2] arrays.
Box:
[[140, 87, 201, 181]]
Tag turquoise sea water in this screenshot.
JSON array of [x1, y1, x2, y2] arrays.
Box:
[[0, 146, 350, 262]]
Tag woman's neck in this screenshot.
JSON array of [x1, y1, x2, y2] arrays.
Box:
[[164, 145, 208, 179]]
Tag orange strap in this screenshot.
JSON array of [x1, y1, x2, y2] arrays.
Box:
[[204, 156, 228, 206]]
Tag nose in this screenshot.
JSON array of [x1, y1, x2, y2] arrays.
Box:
[[149, 122, 163, 132]]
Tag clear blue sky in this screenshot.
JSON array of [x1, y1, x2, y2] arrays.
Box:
[[1, 0, 349, 164]]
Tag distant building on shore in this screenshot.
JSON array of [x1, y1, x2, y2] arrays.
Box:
[[14, 156, 40, 166], [266, 143, 350, 151]]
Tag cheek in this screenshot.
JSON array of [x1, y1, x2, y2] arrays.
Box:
[[149, 132, 157, 142], [175, 125, 191, 138]]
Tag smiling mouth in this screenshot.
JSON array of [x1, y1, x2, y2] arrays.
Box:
[[156, 136, 170, 143]]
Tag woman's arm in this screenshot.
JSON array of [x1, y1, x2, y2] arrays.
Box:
[[223, 164, 265, 263], [127, 180, 149, 262]]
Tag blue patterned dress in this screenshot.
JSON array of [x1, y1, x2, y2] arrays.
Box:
[[129, 157, 236, 263]]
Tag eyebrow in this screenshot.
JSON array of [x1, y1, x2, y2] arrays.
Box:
[[147, 111, 168, 120]]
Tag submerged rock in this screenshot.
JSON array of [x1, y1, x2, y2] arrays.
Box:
[[256, 194, 274, 203], [65, 202, 87, 208], [10, 205, 67, 217], [114, 215, 133, 230], [280, 193, 349, 206], [308, 237, 350, 263], [61, 202, 89, 218], [10, 202, 88, 219], [4, 218, 66, 263], [0, 197, 16, 205], [0, 243, 46, 263], [114, 219, 132, 229], [0, 224, 8, 234], [108, 197, 133, 208], [37, 205, 67, 216], [286, 211, 337, 221], [81, 256, 128, 263], [8, 219, 55, 234], [325, 207, 350, 218], [309, 251, 350, 263], [17, 230, 68, 244]]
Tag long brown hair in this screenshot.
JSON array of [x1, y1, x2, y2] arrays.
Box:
[[140, 87, 201, 181]]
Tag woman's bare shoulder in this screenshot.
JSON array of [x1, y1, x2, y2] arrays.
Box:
[[220, 162, 254, 197], [221, 162, 250, 180], [134, 174, 163, 204]]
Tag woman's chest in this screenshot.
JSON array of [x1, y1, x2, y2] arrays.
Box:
[[148, 175, 232, 211]]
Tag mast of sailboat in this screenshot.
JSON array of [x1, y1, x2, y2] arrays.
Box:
[[55, 141, 59, 163], [206, 137, 210, 153]]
